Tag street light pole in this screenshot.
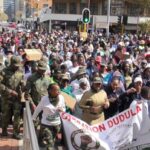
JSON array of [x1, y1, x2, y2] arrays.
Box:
[[106, 0, 111, 38], [88, 0, 90, 9]]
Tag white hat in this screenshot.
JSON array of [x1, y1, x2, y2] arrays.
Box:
[[134, 77, 143, 83], [79, 78, 88, 85]]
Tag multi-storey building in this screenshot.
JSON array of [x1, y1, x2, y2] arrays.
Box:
[[25, 0, 52, 18], [3, 0, 15, 21], [0, 0, 4, 12], [28, 0, 150, 32], [15, 0, 25, 21]]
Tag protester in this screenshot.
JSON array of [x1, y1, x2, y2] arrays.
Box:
[[79, 77, 109, 125], [73, 77, 89, 118], [32, 83, 66, 149], [119, 76, 143, 112], [0, 26, 149, 147], [104, 77, 124, 119]]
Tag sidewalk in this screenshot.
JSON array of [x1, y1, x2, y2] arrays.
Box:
[[0, 127, 23, 150]]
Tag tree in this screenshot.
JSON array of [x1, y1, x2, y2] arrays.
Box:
[[0, 11, 8, 21], [139, 20, 150, 33]]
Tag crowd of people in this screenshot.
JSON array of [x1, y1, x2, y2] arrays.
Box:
[[0, 27, 150, 149]]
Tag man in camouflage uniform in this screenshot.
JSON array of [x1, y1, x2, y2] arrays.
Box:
[[0, 54, 5, 127], [24, 60, 51, 109], [0, 56, 24, 139], [32, 83, 66, 150]]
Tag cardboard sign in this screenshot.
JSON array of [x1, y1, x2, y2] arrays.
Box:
[[80, 32, 88, 41], [24, 49, 42, 61], [61, 91, 76, 111]]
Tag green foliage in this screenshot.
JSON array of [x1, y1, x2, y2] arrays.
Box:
[[139, 20, 150, 33], [0, 11, 8, 21]]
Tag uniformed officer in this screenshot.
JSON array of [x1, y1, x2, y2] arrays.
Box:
[[79, 77, 110, 125], [24, 60, 51, 110], [0, 55, 24, 139]]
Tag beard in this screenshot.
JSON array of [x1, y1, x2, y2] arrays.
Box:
[[48, 94, 59, 106]]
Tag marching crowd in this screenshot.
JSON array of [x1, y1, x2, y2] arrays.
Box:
[[0, 27, 150, 149]]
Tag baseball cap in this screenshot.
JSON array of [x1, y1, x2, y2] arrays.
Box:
[[134, 77, 143, 83]]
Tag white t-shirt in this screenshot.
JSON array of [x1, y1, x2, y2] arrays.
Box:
[[71, 78, 90, 93], [73, 88, 88, 119], [69, 66, 79, 76], [32, 95, 66, 126]]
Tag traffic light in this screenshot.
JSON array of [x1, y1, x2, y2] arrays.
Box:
[[82, 8, 90, 24], [123, 15, 128, 25], [117, 16, 122, 25]]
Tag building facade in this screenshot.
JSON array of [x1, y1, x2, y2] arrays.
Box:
[[0, 0, 4, 12], [35, 0, 150, 31], [25, 0, 52, 18], [15, 0, 25, 21], [51, 0, 150, 17], [3, 0, 15, 21]]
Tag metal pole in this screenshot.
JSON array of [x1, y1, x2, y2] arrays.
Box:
[[107, 0, 111, 38], [49, 20, 51, 33], [88, 0, 90, 9]]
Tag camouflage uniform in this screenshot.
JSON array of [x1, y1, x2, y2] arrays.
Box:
[[38, 98, 63, 149], [24, 61, 50, 106], [0, 56, 24, 138], [39, 124, 61, 149], [0, 54, 5, 127]]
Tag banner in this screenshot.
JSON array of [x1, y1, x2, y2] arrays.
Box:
[[60, 101, 150, 150]]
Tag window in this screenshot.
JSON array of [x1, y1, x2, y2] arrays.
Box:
[[127, 4, 143, 16], [111, 0, 124, 16], [102, 0, 107, 15], [53, 2, 67, 14], [80, 3, 88, 14], [69, 3, 77, 14], [90, 3, 98, 15], [102, 0, 124, 16]]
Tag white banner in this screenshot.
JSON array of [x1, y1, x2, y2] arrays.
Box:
[[60, 101, 150, 150]]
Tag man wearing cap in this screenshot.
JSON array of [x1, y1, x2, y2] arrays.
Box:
[[0, 55, 24, 139], [119, 76, 143, 112], [60, 74, 74, 98], [70, 66, 90, 93], [79, 77, 109, 125], [24, 60, 51, 110]]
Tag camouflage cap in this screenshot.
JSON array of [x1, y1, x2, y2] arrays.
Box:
[[37, 60, 47, 70], [10, 56, 22, 67], [92, 77, 102, 84], [61, 74, 70, 81], [77, 67, 86, 76]]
